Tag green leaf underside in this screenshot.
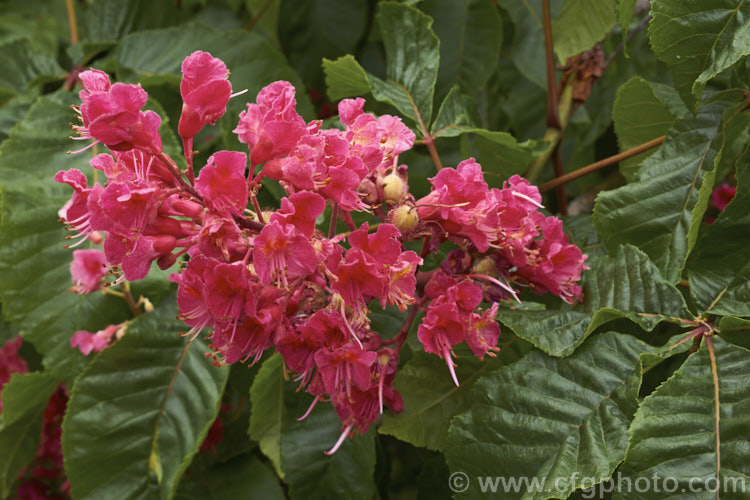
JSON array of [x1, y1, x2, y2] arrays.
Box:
[[62, 303, 229, 500], [649, 0, 750, 110], [615, 337, 750, 499], [593, 100, 732, 283], [552, 0, 617, 62], [174, 453, 284, 500], [612, 76, 678, 181], [249, 353, 377, 500], [687, 148, 750, 316], [500, 245, 691, 357], [446, 331, 690, 500], [379, 340, 531, 451], [0, 92, 132, 380]]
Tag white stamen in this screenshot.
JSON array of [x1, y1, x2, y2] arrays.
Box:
[[325, 424, 353, 455], [511, 190, 544, 209]]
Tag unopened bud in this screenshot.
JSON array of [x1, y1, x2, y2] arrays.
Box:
[[382, 173, 407, 204], [390, 205, 419, 235], [473, 257, 496, 277], [142, 297, 154, 313]]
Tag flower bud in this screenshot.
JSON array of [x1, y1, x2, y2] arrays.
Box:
[[382, 173, 407, 204], [390, 205, 419, 235]]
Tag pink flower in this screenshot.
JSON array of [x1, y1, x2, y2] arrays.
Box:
[[253, 220, 317, 286], [269, 192, 326, 237], [70, 249, 108, 294], [70, 324, 121, 355], [712, 183, 737, 212], [0, 336, 28, 413], [195, 151, 248, 216], [315, 343, 377, 397], [74, 70, 162, 154], [178, 51, 232, 140]]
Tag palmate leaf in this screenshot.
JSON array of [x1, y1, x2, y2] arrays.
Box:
[[445, 331, 691, 500], [323, 2, 439, 130], [378, 339, 531, 451], [593, 98, 738, 284], [687, 147, 750, 317], [175, 453, 284, 500], [612, 77, 679, 181], [0, 37, 63, 105], [62, 302, 229, 500], [649, 0, 750, 110], [551, 0, 617, 62], [417, 0, 503, 99], [499, 245, 691, 357], [0, 92, 131, 381], [614, 337, 750, 499], [249, 353, 377, 500]]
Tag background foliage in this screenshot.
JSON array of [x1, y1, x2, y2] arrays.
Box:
[[0, 0, 749, 498]]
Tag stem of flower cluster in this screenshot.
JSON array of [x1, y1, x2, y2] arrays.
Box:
[[329, 203, 340, 239], [122, 281, 141, 317], [541, 0, 561, 131], [65, 0, 79, 45]]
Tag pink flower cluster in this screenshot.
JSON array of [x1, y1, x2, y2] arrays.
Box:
[[57, 51, 587, 452]]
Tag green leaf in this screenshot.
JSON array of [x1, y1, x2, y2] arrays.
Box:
[[246, 0, 281, 44], [617, 0, 638, 44], [687, 147, 750, 316], [593, 99, 733, 283], [0, 37, 63, 103], [500, 245, 691, 357], [418, 0, 503, 98], [379, 340, 530, 451], [612, 76, 678, 181], [175, 453, 284, 500], [471, 130, 548, 179], [615, 337, 750, 498], [62, 302, 229, 500], [430, 85, 477, 138], [0, 372, 59, 428], [552, 0, 617, 62], [495, 0, 564, 88], [0, 92, 132, 381], [277, 0, 367, 89], [249, 353, 377, 500], [248, 353, 285, 478], [445, 331, 689, 500], [0, 372, 60, 498], [649, 0, 750, 110], [719, 316, 750, 350], [323, 2, 439, 129]]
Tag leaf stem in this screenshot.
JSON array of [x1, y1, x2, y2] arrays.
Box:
[[396, 81, 443, 171], [122, 281, 141, 317], [247, 0, 274, 31], [603, 15, 651, 69], [539, 135, 666, 193], [705, 334, 721, 500]]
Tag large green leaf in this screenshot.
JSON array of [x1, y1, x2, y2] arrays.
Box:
[[612, 76, 677, 181], [649, 0, 750, 110], [0, 93, 132, 380], [499, 245, 691, 357], [277, 0, 367, 90], [495, 0, 564, 88], [62, 303, 229, 500], [0, 37, 63, 104], [0, 372, 60, 498], [249, 353, 377, 500], [687, 147, 750, 316], [379, 340, 530, 451], [552, 0, 617, 62], [418, 0, 503, 98], [323, 2, 440, 129], [175, 453, 284, 500], [593, 100, 734, 283], [615, 337, 750, 498], [445, 331, 690, 500]]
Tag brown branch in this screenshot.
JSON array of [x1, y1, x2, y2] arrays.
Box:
[[542, 0, 560, 130], [65, 0, 79, 45], [551, 143, 568, 215], [539, 135, 666, 193]]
